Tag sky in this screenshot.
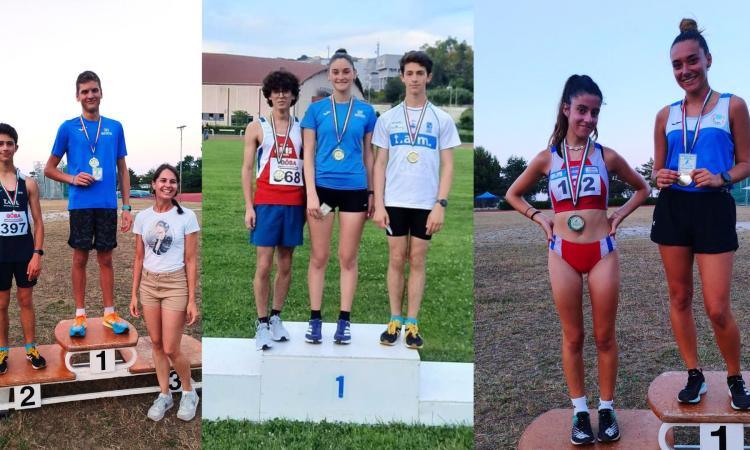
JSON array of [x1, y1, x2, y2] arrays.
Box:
[[203, 0, 473, 59], [1, 0, 202, 175], [475, 0, 750, 168]]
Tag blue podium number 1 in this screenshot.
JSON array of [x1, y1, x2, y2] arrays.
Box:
[[336, 375, 344, 398]]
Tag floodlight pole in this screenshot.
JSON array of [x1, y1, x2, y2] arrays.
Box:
[[177, 125, 186, 195]]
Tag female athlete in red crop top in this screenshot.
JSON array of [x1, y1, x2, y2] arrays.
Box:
[[505, 75, 649, 444]]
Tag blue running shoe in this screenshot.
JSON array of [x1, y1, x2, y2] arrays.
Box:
[[305, 319, 322, 344], [103, 312, 129, 334], [334, 319, 351, 345], [69, 315, 87, 337]]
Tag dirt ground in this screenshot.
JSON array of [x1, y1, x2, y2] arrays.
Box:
[[0, 199, 201, 450], [475, 206, 750, 449]]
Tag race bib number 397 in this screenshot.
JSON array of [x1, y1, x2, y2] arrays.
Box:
[[270, 158, 303, 186], [0, 210, 28, 236]]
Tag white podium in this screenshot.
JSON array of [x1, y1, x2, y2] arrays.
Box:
[[203, 322, 473, 425]]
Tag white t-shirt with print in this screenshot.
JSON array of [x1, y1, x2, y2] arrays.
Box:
[[133, 205, 200, 273], [372, 102, 461, 210]]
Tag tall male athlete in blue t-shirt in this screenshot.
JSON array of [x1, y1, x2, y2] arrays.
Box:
[[44, 71, 132, 337]]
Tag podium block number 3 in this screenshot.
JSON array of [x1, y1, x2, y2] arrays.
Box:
[[169, 370, 182, 392], [14, 384, 41, 409], [90, 349, 116, 373], [700, 423, 743, 450], [336, 375, 344, 399]]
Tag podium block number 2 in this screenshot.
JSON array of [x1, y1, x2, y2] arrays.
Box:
[[700, 423, 743, 450], [14, 384, 41, 409], [90, 349, 116, 373]]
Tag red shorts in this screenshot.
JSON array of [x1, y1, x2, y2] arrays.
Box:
[[549, 235, 616, 274]]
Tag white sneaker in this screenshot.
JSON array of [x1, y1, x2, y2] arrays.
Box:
[[176, 389, 199, 421], [269, 315, 290, 342], [147, 393, 174, 421], [255, 321, 273, 350]]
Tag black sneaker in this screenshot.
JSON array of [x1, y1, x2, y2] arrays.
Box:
[[25, 346, 46, 370], [678, 368, 707, 403], [597, 408, 620, 442], [379, 320, 401, 346], [404, 323, 423, 349], [727, 375, 750, 410], [571, 411, 595, 445], [0, 349, 7, 374]]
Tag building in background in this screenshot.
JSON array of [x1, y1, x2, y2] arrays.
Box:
[[202, 53, 365, 127]]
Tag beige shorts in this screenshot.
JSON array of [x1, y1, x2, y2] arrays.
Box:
[[139, 269, 188, 312]]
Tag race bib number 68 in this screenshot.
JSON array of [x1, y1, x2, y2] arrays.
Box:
[[270, 158, 303, 186]]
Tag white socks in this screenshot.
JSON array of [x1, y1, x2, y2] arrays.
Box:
[[598, 399, 614, 411], [571, 396, 588, 414], [104, 306, 115, 315], [75, 308, 86, 317]]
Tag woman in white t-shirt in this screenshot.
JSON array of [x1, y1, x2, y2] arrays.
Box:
[[129, 164, 200, 422]]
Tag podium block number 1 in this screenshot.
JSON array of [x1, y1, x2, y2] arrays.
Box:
[[336, 375, 344, 399], [90, 349, 116, 373], [700, 423, 743, 450], [14, 384, 41, 409]]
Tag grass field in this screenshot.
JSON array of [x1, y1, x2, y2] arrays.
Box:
[[201, 140, 473, 448], [0, 199, 201, 450], [475, 206, 750, 448]]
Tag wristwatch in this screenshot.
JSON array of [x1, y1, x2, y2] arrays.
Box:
[[436, 199, 448, 208], [720, 171, 732, 186], [33, 249, 44, 256], [121, 205, 132, 211]]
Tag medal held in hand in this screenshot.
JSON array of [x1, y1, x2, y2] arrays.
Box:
[[678, 89, 712, 186], [330, 95, 354, 162], [80, 115, 103, 181]]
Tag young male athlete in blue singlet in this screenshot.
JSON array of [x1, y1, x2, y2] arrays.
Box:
[[44, 71, 133, 337], [0, 123, 46, 373], [242, 70, 304, 350], [372, 51, 461, 349]]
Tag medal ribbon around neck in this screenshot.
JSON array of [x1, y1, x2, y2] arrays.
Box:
[[681, 89, 713, 154], [402, 101, 429, 146], [79, 115, 102, 157], [330, 95, 354, 148], [562, 137, 592, 207], [269, 114, 294, 164], [0, 169, 19, 208]]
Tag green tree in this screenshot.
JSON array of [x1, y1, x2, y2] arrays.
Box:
[[231, 110, 252, 127], [421, 37, 473, 91], [383, 77, 405, 104], [474, 146, 503, 196], [637, 158, 657, 190], [499, 155, 546, 200], [459, 108, 473, 130]]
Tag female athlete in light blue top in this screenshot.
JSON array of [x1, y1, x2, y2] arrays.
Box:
[[301, 49, 377, 345]]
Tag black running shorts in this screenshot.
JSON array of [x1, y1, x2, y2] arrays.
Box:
[[68, 208, 118, 251], [650, 188, 738, 254], [315, 186, 368, 213], [0, 260, 37, 290], [385, 206, 432, 241]]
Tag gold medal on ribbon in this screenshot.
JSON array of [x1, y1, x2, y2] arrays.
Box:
[[273, 170, 285, 182], [330, 96, 354, 162], [407, 151, 419, 163], [89, 157, 99, 168]]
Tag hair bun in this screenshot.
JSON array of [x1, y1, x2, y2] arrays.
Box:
[[334, 48, 348, 55], [679, 18, 699, 33]]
